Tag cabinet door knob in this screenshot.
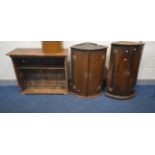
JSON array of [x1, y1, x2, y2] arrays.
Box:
[[125, 50, 129, 53], [77, 89, 81, 92], [124, 58, 128, 61]]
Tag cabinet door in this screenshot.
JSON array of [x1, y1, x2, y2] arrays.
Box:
[[87, 50, 106, 96], [71, 50, 89, 96], [106, 46, 131, 96]]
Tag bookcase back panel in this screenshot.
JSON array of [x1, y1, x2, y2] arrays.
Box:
[[13, 57, 65, 67], [21, 69, 66, 89]]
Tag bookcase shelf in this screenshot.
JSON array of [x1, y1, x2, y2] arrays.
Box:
[[17, 66, 66, 70]]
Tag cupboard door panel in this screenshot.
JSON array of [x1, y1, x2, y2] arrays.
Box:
[[106, 46, 126, 95], [116, 47, 133, 96], [71, 50, 89, 96], [87, 50, 106, 96], [107, 46, 135, 96]]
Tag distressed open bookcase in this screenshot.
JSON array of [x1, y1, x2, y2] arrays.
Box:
[[7, 48, 68, 94]]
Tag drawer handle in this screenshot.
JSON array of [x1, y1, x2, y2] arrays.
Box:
[[124, 58, 128, 61]]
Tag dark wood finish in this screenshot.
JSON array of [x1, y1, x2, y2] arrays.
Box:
[[42, 41, 63, 53], [87, 51, 106, 96], [71, 42, 107, 98], [71, 50, 89, 96], [7, 48, 68, 94], [105, 41, 145, 99]]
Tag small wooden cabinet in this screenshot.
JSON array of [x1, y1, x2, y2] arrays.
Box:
[[7, 48, 68, 94], [42, 41, 62, 53], [105, 41, 144, 99], [71, 42, 107, 98]]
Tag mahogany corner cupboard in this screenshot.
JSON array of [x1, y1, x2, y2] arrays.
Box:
[[105, 41, 145, 99], [71, 42, 107, 98], [7, 48, 68, 94]]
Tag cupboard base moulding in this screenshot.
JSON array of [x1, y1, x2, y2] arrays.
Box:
[[105, 92, 136, 100], [70, 91, 103, 99]]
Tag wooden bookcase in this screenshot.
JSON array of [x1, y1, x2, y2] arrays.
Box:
[[7, 48, 68, 94]]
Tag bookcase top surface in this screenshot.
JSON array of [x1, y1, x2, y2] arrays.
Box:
[[7, 48, 68, 57], [112, 41, 144, 46], [71, 42, 107, 51]]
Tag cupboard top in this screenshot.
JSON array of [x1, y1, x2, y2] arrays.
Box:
[[112, 41, 144, 46], [7, 48, 68, 57], [71, 42, 107, 51]]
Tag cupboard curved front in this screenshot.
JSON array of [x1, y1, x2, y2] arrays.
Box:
[[71, 42, 107, 98], [105, 41, 144, 99]]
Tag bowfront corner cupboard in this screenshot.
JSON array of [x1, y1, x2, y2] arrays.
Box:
[[71, 42, 107, 98], [105, 41, 144, 99]]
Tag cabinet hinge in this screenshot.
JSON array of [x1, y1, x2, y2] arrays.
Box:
[[125, 71, 130, 76], [113, 49, 118, 53], [73, 85, 76, 90], [73, 55, 76, 60], [84, 72, 88, 78], [108, 87, 113, 92], [101, 55, 105, 60], [97, 86, 101, 91]]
